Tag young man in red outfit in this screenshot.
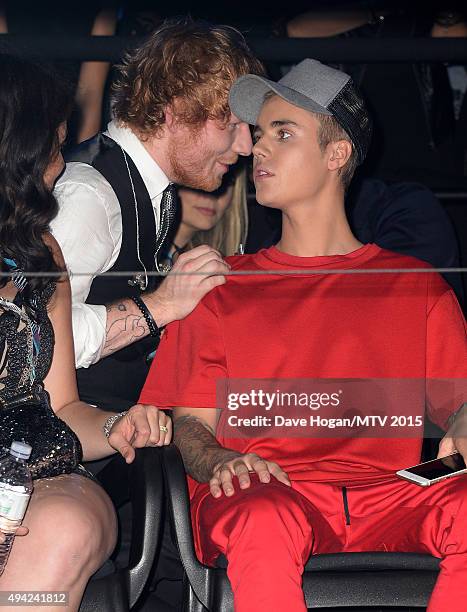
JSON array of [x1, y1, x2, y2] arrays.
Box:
[[140, 59, 467, 611]]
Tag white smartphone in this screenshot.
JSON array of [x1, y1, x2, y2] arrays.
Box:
[[396, 452, 467, 486]]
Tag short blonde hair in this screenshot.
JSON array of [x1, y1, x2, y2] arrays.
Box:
[[112, 18, 264, 136]]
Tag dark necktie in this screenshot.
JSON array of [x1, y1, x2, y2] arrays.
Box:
[[154, 183, 178, 268]]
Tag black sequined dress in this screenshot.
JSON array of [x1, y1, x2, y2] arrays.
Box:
[[0, 278, 87, 480], [0, 284, 55, 402]]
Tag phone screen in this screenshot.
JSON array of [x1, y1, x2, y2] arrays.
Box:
[[406, 453, 467, 481]]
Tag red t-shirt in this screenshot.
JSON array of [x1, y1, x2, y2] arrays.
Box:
[[140, 244, 466, 489]]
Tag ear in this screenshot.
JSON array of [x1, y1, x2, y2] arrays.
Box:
[[327, 140, 352, 171]]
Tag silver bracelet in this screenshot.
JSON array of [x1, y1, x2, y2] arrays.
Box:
[[103, 411, 128, 438]]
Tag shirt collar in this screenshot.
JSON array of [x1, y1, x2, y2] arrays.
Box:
[[105, 120, 170, 200]]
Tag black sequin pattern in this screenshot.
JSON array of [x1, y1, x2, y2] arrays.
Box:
[[0, 283, 83, 479]]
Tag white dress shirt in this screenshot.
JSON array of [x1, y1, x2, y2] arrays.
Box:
[[51, 121, 170, 369]]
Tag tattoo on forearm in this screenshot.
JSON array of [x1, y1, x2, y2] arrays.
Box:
[[174, 415, 240, 482], [103, 301, 147, 355]]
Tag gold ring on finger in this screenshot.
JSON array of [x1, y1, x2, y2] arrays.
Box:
[[159, 425, 168, 432]]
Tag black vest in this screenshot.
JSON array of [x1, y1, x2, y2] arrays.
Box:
[[65, 134, 168, 411]]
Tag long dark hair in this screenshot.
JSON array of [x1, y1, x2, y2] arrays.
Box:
[[0, 54, 73, 301]]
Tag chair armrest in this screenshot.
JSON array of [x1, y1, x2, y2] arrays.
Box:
[[81, 447, 164, 611], [162, 444, 211, 609], [125, 446, 164, 608], [97, 448, 165, 606], [94, 453, 130, 508]]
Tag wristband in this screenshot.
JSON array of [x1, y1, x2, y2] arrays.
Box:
[[130, 295, 161, 338], [103, 411, 128, 438]]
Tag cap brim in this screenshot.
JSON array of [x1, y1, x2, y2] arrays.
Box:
[[229, 74, 332, 125]]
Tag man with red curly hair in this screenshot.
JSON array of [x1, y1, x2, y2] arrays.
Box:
[[52, 18, 263, 412]]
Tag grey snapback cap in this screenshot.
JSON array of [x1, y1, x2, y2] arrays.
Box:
[[229, 58, 372, 164]]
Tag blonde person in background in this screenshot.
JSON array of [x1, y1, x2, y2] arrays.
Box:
[[168, 163, 248, 263]]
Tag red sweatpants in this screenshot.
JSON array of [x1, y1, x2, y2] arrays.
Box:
[[197, 474, 467, 612]]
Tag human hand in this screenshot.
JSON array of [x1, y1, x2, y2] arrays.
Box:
[[209, 452, 290, 498], [108, 404, 172, 463], [144, 245, 230, 327], [437, 404, 467, 464], [0, 526, 28, 543]]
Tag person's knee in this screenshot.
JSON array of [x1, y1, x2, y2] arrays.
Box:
[[28, 492, 117, 583], [219, 483, 315, 573], [61, 502, 114, 570], [231, 481, 310, 535]]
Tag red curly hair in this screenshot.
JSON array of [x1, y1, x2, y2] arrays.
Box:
[[112, 18, 264, 136]]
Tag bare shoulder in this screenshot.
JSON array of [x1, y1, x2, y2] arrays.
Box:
[[43, 232, 66, 270]]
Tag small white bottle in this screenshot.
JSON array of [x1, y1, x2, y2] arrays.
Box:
[[0, 441, 33, 576]]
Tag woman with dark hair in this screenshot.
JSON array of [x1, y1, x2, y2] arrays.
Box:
[[0, 54, 171, 609]]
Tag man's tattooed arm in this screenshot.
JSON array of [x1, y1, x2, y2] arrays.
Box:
[[100, 288, 174, 358], [174, 415, 241, 482], [101, 299, 148, 357]]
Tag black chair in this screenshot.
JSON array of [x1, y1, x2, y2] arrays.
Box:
[[79, 447, 164, 612], [162, 444, 441, 611]]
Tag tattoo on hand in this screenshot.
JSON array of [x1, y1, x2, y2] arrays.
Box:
[[174, 415, 240, 482], [106, 302, 127, 314], [104, 301, 146, 352]]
